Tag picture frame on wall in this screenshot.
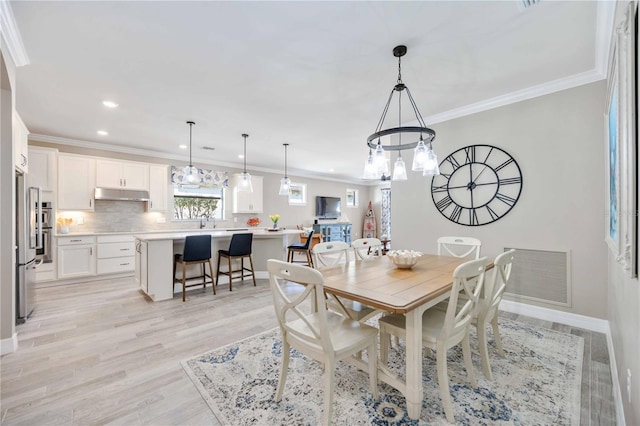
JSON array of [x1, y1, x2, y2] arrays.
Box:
[[606, 2, 637, 278], [288, 182, 307, 206]]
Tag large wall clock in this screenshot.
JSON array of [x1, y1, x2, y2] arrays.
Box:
[[431, 144, 523, 226]]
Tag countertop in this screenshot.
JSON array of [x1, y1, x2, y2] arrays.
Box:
[[132, 229, 301, 241], [55, 228, 302, 238]]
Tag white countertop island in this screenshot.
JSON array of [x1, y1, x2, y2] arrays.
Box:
[[134, 229, 301, 301]]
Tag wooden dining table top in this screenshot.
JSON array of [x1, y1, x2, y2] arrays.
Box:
[[320, 254, 492, 314]]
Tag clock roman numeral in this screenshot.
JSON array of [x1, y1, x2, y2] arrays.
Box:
[[470, 209, 479, 226], [482, 146, 495, 164], [495, 193, 517, 206], [499, 177, 522, 185], [444, 155, 461, 171], [486, 205, 499, 220], [495, 158, 514, 172], [449, 205, 462, 222], [435, 195, 453, 211], [464, 146, 476, 164], [431, 184, 448, 194]]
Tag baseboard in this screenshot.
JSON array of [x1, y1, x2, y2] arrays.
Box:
[[499, 299, 626, 424], [0, 333, 18, 355], [499, 299, 609, 333]]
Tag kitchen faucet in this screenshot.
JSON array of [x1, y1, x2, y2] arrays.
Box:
[[199, 218, 206, 229]]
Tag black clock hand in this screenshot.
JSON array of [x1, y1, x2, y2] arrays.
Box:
[[471, 164, 490, 185]]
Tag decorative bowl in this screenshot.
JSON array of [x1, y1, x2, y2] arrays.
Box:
[[387, 250, 423, 269], [247, 217, 261, 227]]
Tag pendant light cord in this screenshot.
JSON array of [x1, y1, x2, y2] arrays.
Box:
[[242, 133, 249, 173], [187, 121, 195, 167], [283, 143, 289, 178]]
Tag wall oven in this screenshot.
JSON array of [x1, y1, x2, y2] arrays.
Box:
[[36, 202, 52, 264]]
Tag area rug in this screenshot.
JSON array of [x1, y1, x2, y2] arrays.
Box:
[[181, 318, 583, 425]]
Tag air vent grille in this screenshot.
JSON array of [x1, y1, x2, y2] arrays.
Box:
[[202, 146, 215, 151]]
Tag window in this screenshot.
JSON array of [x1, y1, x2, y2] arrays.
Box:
[[346, 189, 359, 208], [171, 166, 228, 221], [288, 182, 307, 206]]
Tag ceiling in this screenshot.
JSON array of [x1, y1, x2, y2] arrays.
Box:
[[8, 1, 610, 183]]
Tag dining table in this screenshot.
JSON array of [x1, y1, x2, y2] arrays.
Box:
[[320, 253, 492, 420]]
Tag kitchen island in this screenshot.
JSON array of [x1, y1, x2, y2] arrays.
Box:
[[134, 228, 301, 301]]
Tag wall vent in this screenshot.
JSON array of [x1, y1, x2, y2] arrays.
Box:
[[503, 247, 571, 307]]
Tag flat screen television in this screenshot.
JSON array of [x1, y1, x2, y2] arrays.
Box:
[[315, 196, 341, 219]]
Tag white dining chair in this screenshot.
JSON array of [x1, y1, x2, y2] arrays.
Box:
[[474, 249, 515, 379], [437, 236, 482, 259], [267, 259, 378, 425], [378, 257, 489, 423], [312, 241, 350, 268], [351, 238, 383, 260]]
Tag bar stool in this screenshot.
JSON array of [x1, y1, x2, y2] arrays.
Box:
[[173, 234, 215, 302], [287, 230, 314, 267], [216, 233, 256, 291]]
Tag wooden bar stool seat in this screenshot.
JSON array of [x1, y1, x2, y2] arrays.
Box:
[[287, 230, 314, 268], [215, 233, 256, 291]]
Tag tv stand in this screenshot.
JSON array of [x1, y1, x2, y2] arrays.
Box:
[[313, 223, 351, 244]]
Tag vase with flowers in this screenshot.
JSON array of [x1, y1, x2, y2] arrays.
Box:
[[269, 214, 280, 230], [57, 217, 72, 234]]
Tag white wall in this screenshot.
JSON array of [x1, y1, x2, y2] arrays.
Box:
[[393, 81, 608, 319]]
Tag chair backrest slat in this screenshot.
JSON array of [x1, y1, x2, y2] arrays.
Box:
[[351, 238, 382, 260], [312, 241, 350, 269], [485, 249, 515, 312], [267, 259, 333, 351], [441, 257, 488, 341], [437, 236, 481, 259]]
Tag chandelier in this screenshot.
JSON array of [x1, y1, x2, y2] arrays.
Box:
[[183, 121, 199, 185], [279, 143, 291, 195], [363, 45, 439, 181], [238, 133, 253, 192]]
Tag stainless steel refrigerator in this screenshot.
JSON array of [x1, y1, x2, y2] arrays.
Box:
[[16, 172, 42, 323]]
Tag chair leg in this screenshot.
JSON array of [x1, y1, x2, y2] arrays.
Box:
[[208, 259, 216, 295], [323, 358, 336, 426], [275, 339, 290, 402], [367, 341, 378, 399], [462, 331, 477, 388], [477, 317, 492, 380], [249, 255, 256, 286], [306, 251, 313, 268], [436, 344, 454, 423], [491, 316, 505, 357], [215, 252, 222, 287], [228, 256, 233, 291], [181, 263, 187, 302], [200, 263, 206, 289], [380, 328, 390, 365]]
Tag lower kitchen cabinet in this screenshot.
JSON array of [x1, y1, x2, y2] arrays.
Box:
[[97, 235, 135, 275], [57, 236, 96, 279]]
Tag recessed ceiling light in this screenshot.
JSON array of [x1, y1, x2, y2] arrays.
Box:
[[238, 154, 244, 159], [102, 100, 118, 108], [97, 130, 108, 136], [329, 169, 335, 172], [179, 144, 187, 149]]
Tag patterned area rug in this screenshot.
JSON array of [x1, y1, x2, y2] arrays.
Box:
[[181, 318, 583, 425]]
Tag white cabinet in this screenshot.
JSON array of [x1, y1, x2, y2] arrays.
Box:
[[57, 236, 96, 279], [136, 238, 173, 301], [13, 113, 29, 173], [232, 174, 263, 213], [97, 235, 135, 275], [96, 159, 149, 190], [148, 164, 168, 212], [27, 147, 58, 192], [58, 154, 96, 211]]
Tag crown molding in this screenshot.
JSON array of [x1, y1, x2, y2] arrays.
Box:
[[595, 0, 617, 79], [29, 133, 372, 186], [423, 69, 604, 126], [0, 0, 29, 67]]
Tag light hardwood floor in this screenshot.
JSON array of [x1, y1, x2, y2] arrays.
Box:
[[1, 277, 616, 425]]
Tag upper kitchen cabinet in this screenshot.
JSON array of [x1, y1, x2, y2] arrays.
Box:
[[58, 154, 96, 211], [27, 147, 58, 192], [96, 159, 149, 190], [232, 174, 263, 213], [13, 113, 29, 173], [148, 164, 169, 212]]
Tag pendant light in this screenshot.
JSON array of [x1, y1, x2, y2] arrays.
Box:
[[183, 121, 198, 185], [279, 143, 291, 195], [238, 133, 253, 192], [392, 88, 407, 181], [422, 143, 440, 176], [362, 148, 378, 179]]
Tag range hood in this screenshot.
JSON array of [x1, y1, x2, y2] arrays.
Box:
[[94, 187, 150, 202]]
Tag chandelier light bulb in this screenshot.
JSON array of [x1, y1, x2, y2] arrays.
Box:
[[363, 150, 378, 179], [392, 155, 408, 181], [373, 143, 387, 175], [422, 146, 440, 176], [279, 176, 291, 195], [412, 139, 428, 171]]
